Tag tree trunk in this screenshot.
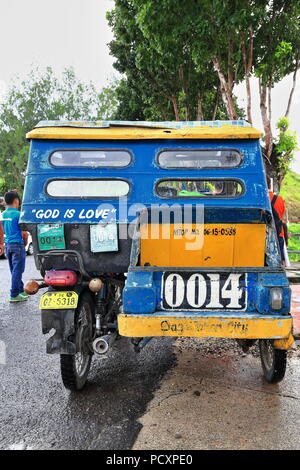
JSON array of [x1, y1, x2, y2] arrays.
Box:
[[259, 79, 273, 159], [268, 82, 272, 125], [245, 75, 253, 124], [169, 96, 180, 121], [219, 82, 229, 117], [212, 88, 219, 120], [227, 34, 234, 91], [179, 66, 190, 121], [285, 56, 299, 118], [240, 28, 253, 124], [212, 56, 237, 120], [197, 92, 204, 121]]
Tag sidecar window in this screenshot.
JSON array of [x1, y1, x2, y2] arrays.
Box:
[[156, 179, 244, 198], [158, 149, 242, 168], [50, 150, 131, 168], [47, 179, 130, 198]]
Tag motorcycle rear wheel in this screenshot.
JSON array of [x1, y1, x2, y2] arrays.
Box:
[[60, 292, 94, 391]]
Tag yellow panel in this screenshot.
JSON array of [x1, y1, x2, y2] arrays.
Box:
[[202, 228, 234, 267], [140, 224, 266, 268], [273, 334, 294, 350], [118, 314, 293, 340], [26, 124, 262, 140], [233, 223, 266, 266]]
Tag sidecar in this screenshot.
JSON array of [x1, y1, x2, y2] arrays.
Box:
[[21, 120, 292, 390]]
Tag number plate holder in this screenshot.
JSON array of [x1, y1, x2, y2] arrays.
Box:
[[162, 272, 247, 311], [39, 291, 78, 310]]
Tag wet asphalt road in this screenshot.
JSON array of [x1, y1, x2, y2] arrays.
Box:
[[2, 256, 300, 450], [0, 257, 175, 450]]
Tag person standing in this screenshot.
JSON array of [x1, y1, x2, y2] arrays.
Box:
[[2, 191, 29, 303], [0, 220, 4, 256], [268, 188, 287, 265]]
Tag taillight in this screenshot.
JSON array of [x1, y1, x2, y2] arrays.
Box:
[[44, 270, 78, 286]]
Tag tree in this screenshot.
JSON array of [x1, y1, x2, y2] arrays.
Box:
[[254, 0, 300, 159], [0, 67, 118, 193], [107, 0, 231, 121], [97, 78, 121, 120], [107, 0, 299, 184], [270, 117, 298, 187]]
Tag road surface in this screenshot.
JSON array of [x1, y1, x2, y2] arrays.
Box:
[[1, 256, 300, 450]]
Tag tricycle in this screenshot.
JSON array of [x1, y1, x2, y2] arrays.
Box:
[[20, 120, 293, 390]]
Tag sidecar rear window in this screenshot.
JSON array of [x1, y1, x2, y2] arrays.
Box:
[[158, 149, 242, 168], [50, 150, 131, 168], [156, 179, 244, 198], [46, 179, 130, 198]]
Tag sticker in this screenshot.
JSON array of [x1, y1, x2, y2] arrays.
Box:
[[204, 227, 237, 236], [90, 224, 118, 253], [37, 224, 66, 251]]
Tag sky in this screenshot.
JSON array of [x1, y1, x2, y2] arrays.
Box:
[[0, 0, 299, 172]]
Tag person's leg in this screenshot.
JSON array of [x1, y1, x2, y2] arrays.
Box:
[[18, 246, 26, 294], [5, 245, 13, 275], [5, 245, 19, 298], [10, 246, 24, 298], [278, 236, 285, 263]]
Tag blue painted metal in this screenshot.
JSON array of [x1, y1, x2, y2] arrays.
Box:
[[123, 270, 291, 316], [124, 271, 156, 314], [21, 123, 290, 318], [21, 138, 270, 225], [255, 273, 290, 314]]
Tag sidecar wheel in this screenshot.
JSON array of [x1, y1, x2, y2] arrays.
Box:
[[259, 339, 287, 384], [60, 293, 94, 391]]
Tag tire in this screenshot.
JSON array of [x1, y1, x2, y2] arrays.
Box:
[[60, 292, 94, 391], [27, 243, 34, 256], [259, 339, 287, 384]]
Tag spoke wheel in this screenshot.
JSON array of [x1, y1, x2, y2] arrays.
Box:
[[259, 339, 287, 384], [60, 292, 94, 391]]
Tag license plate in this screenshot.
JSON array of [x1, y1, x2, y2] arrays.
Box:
[[37, 224, 66, 251], [162, 272, 247, 311], [90, 224, 118, 253], [39, 291, 78, 310]]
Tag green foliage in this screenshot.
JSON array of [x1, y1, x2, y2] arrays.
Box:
[[97, 78, 120, 120], [255, 41, 295, 85], [0, 67, 119, 193], [273, 118, 298, 176], [277, 117, 289, 133], [107, 0, 233, 121], [287, 223, 300, 262], [107, 0, 300, 123], [280, 171, 300, 221], [254, 0, 300, 87]]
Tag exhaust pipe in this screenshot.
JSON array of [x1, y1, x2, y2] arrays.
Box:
[[92, 334, 117, 355]]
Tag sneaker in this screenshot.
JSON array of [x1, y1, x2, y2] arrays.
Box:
[[19, 292, 29, 298], [10, 295, 28, 303]]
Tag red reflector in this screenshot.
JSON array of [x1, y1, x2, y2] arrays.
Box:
[[44, 271, 78, 286]]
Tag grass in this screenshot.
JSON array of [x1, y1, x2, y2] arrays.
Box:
[[280, 170, 300, 221], [288, 223, 300, 262]]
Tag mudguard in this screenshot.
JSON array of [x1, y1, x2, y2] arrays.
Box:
[[41, 286, 84, 355], [42, 308, 76, 355]]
